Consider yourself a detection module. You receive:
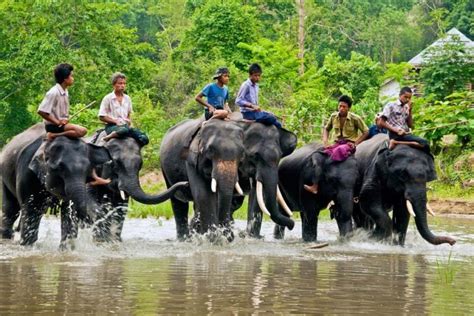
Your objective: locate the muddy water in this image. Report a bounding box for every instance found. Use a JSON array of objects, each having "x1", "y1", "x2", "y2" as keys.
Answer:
[{"x1": 0, "y1": 216, "x2": 473, "y2": 314}]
